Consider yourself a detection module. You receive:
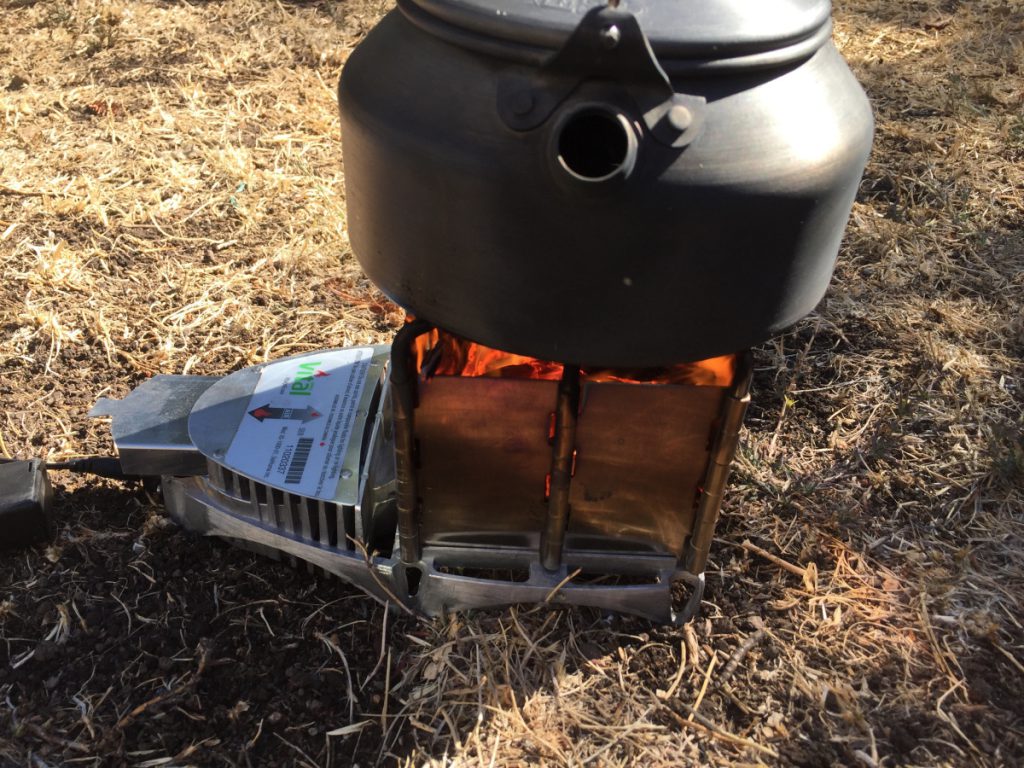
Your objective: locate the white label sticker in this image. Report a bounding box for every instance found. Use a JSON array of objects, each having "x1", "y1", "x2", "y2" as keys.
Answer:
[{"x1": 224, "y1": 348, "x2": 373, "y2": 501}]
